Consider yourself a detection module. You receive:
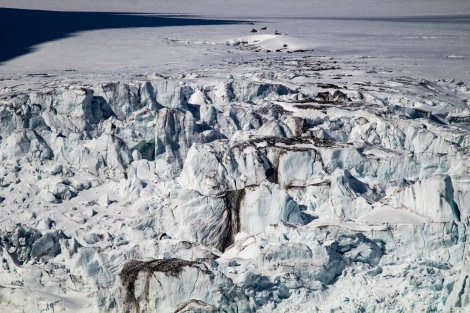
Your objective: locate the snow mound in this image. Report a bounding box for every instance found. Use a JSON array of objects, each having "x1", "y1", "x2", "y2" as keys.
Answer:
[{"x1": 225, "y1": 34, "x2": 314, "y2": 53}]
